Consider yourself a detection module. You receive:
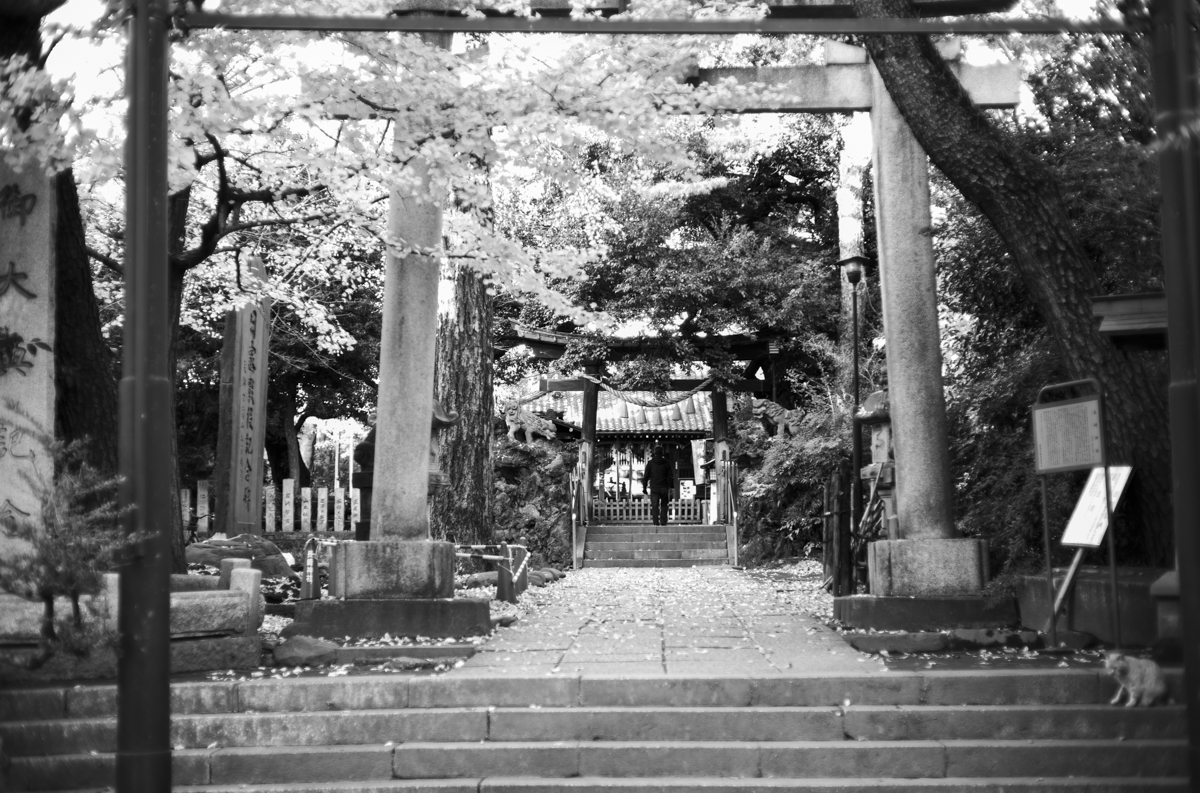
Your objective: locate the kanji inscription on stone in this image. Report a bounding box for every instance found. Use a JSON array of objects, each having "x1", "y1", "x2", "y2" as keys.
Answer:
[{"x1": 0, "y1": 161, "x2": 55, "y2": 535}]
